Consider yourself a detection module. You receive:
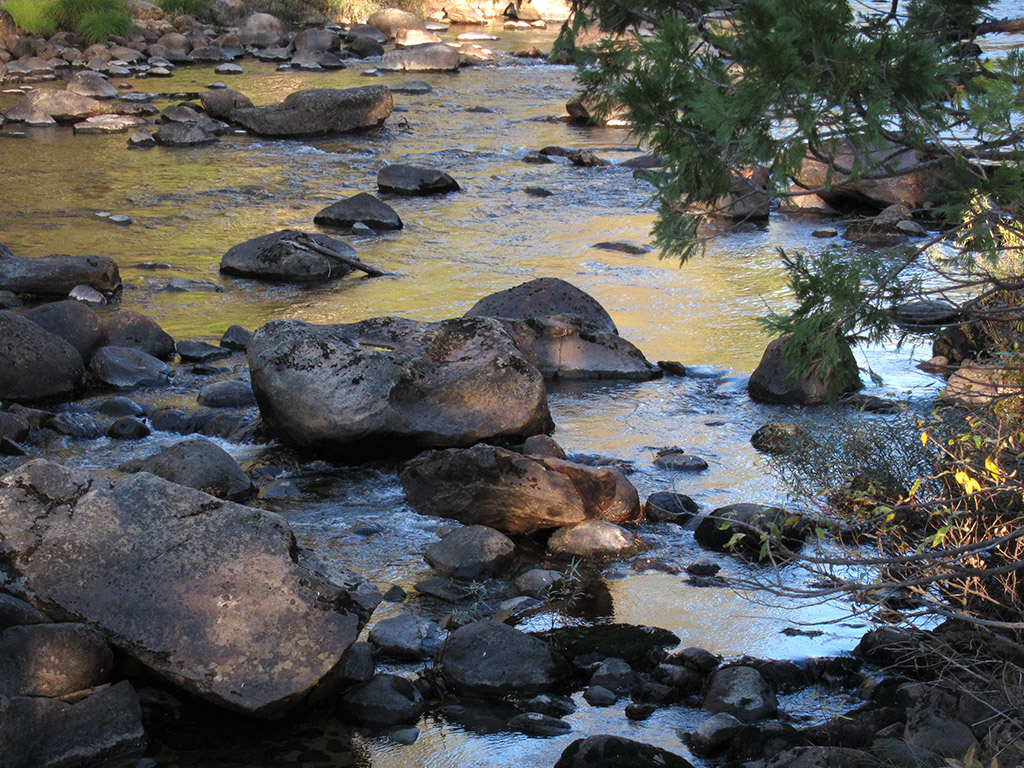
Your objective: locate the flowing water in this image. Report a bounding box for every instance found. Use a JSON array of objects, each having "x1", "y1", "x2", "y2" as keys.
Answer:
[{"x1": 0, "y1": 21, "x2": 954, "y2": 766}]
